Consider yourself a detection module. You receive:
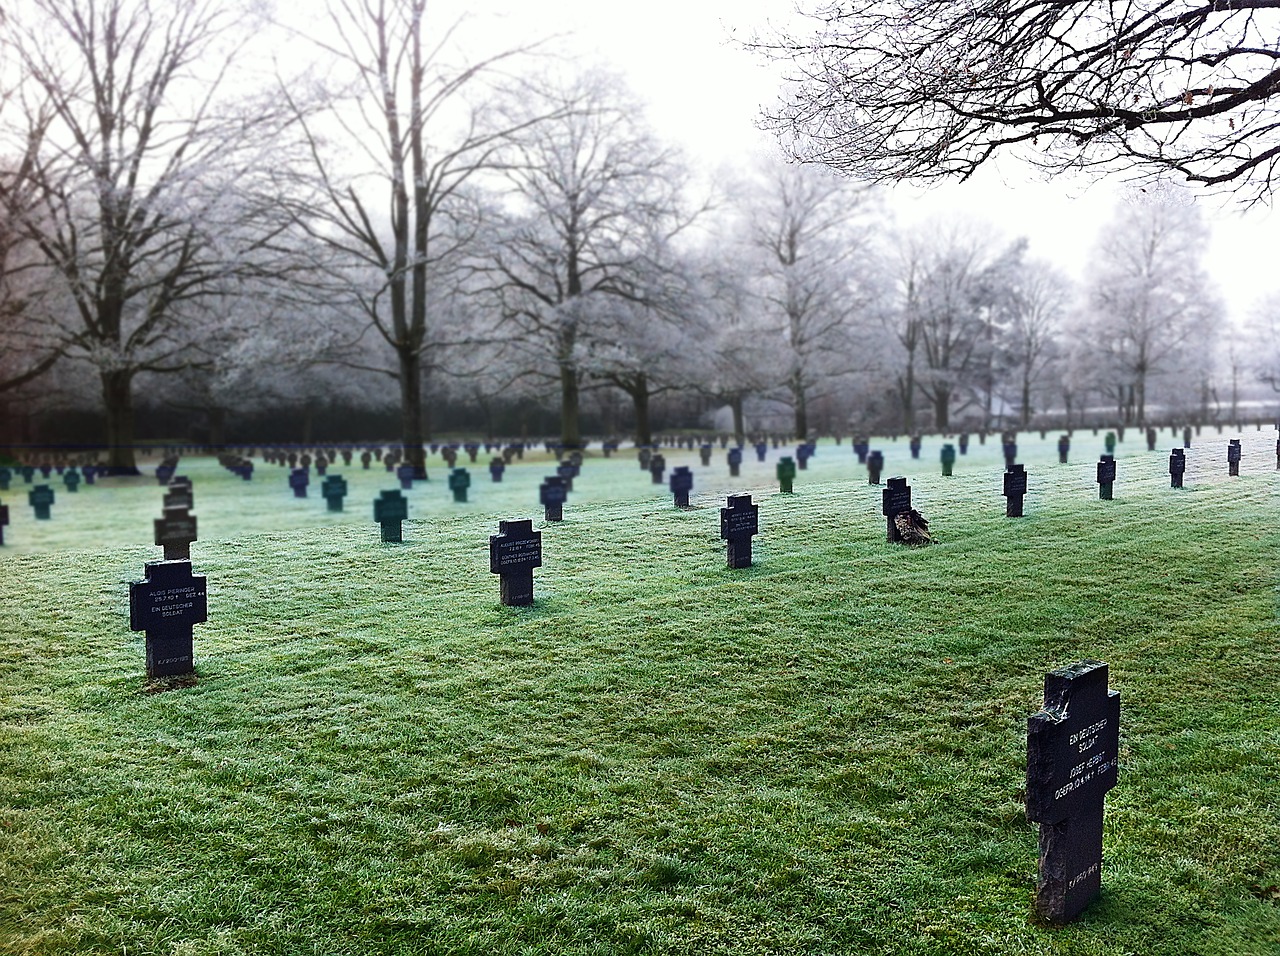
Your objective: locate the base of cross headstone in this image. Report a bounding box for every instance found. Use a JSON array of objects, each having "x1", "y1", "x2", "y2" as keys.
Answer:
[
  {"x1": 500, "y1": 570, "x2": 535, "y2": 607},
  {"x1": 1059, "y1": 454, "x2": 1068, "y2": 464},
  {"x1": 1036, "y1": 803, "x2": 1105, "y2": 924},
  {"x1": 942, "y1": 464, "x2": 953, "y2": 476},
  {"x1": 1098, "y1": 484, "x2": 1113, "y2": 500},
  {"x1": 1006, "y1": 497, "x2": 1024, "y2": 518},
  {"x1": 868, "y1": 472, "x2": 881, "y2": 485},
  {"x1": 380, "y1": 522, "x2": 402, "y2": 543},
  {"x1": 146, "y1": 637, "x2": 194, "y2": 679},
  {"x1": 779, "y1": 481, "x2": 793, "y2": 494},
  {"x1": 1228, "y1": 463, "x2": 1239, "y2": 477},
  {"x1": 162, "y1": 543, "x2": 191, "y2": 560},
  {"x1": 545, "y1": 504, "x2": 562, "y2": 522},
  {"x1": 729, "y1": 465, "x2": 740, "y2": 477},
  {"x1": 1171, "y1": 475, "x2": 1183, "y2": 488},
  {"x1": 327, "y1": 500, "x2": 343, "y2": 512},
  {"x1": 674, "y1": 492, "x2": 689, "y2": 508},
  {"x1": 726, "y1": 538, "x2": 752, "y2": 569},
  {"x1": 885, "y1": 517, "x2": 898, "y2": 543}
]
